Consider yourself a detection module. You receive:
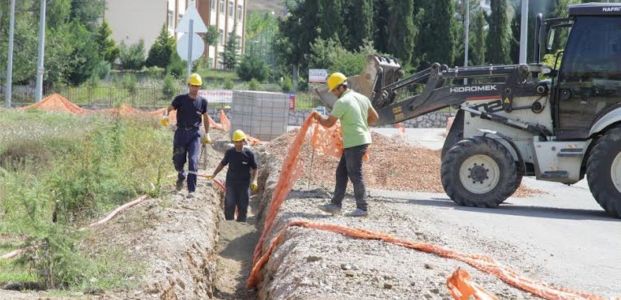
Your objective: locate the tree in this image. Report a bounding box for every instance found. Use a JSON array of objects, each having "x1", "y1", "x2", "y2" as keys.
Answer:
[
  {"x1": 373, "y1": 0, "x2": 390, "y2": 53},
  {"x1": 486, "y1": 0, "x2": 512, "y2": 64},
  {"x1": 416, "y1": 0, "x2": 457, "y2": 67},
  {"x1": 204, "y1": 25, "x2": 219, "y2": 47},
  {"x1": 343, "y1": 0, "x2": 373, "y2": 51},
  {"x1": 66, "y1": 22, "x2": 102, "y2": 86},
  {"x1": 146, "y1": 25, "x2": 175, "y2": 68},
  {"x1": 387, "y1": 0, "x2": 416, "y2": 66},
  {"x1": 94, "y1": 21, "x2": 119, "y2": 64},
  {"x1": 237, "y1": 52, "x2": 270, "y2": 82},
  {"x1": 70, "y1": 0, "x2": 104, "y2": 30},
  {"x1": 318, "y1": 0, "x2": 344, "y2": 41},
  {"x1": 470, "y1": 10, "x2": 487, "y2": 66},
  {"x1": 220, "y1": 24, "x2": 239, "y2": 70},
  {"x1": 119, "y1": 40, "x2": 146, "y2": 70},
  {"x1": 273, "y1": 0, "x2": 320, "y2": 69}
]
